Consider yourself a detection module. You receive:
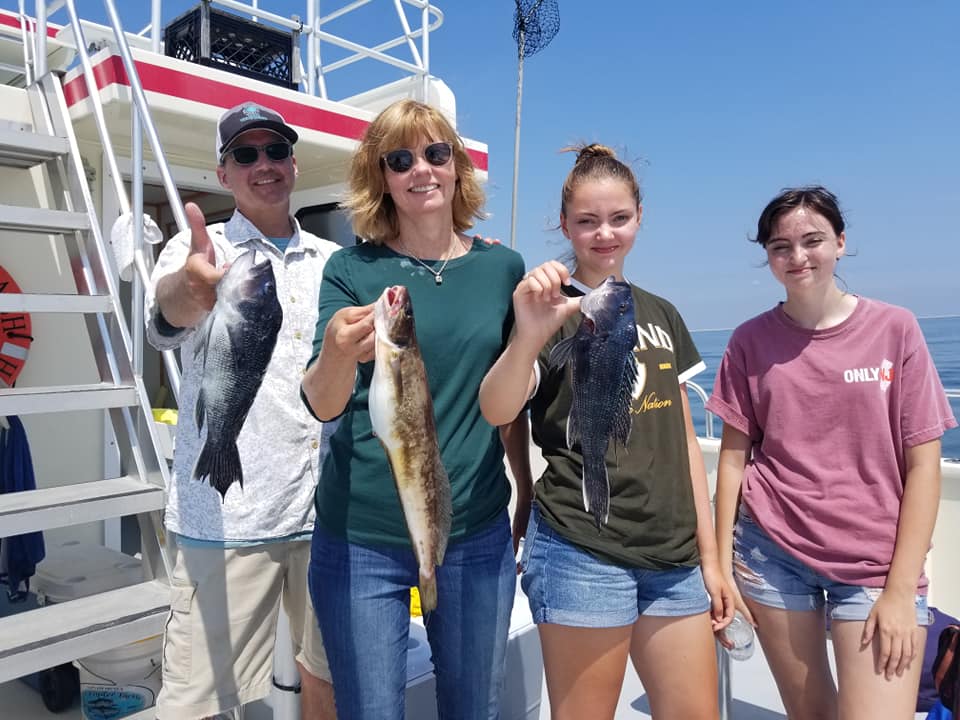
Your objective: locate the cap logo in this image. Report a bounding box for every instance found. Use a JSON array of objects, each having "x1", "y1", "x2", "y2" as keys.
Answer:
[{"x1": 241, "y1": 104, "x2": 268, "y2": 124}]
